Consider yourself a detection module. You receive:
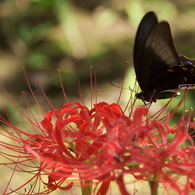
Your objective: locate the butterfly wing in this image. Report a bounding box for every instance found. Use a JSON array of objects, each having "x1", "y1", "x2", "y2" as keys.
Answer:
[
  {"x1": 143, "y1": 21, "x2": 182, "y2": 93},
  {"x1": 133, "y1": 12, "x2": 182, "y2": 96},
  {"x1": 143, "y1": 21, "x2": 195, "y2": 93},
  {"x1": 133, "y1": 12, "x2": 158, "y2": 92}
]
